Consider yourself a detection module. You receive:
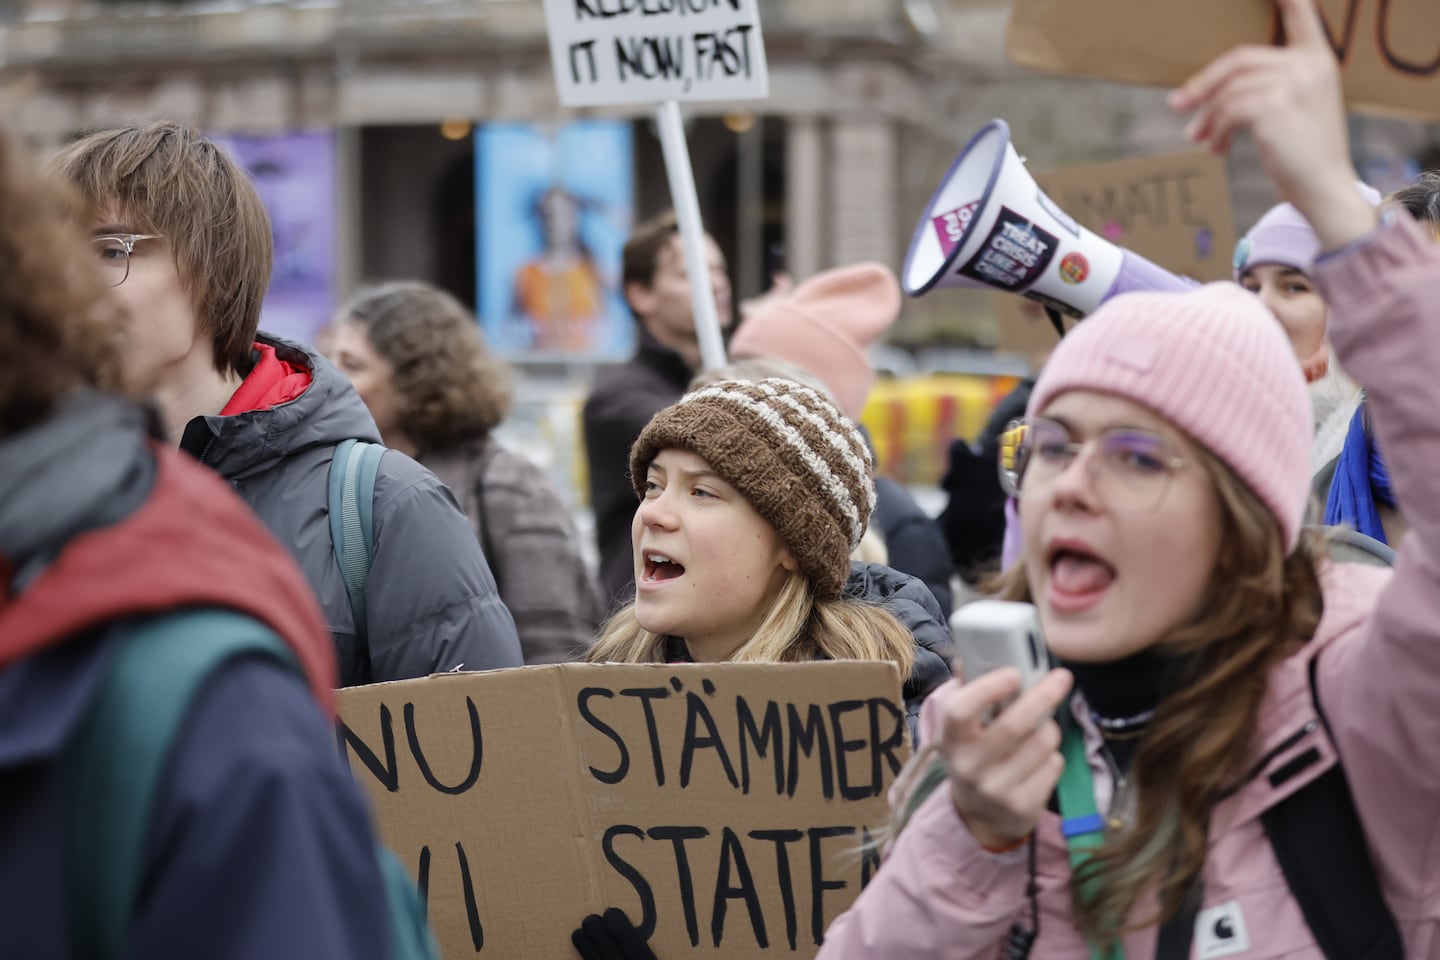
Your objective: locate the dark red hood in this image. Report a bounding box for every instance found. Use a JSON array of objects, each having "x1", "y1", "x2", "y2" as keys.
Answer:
[{"x1": 0, "y1": 443, "x2": 338, "y2": 714}]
